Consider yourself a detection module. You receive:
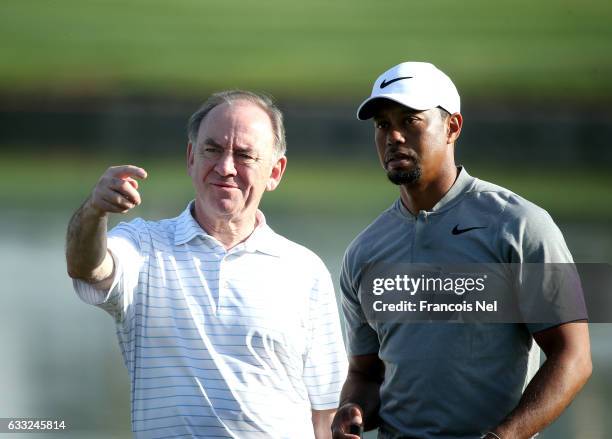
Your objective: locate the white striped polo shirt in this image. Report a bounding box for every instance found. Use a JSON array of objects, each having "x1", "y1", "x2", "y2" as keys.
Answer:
[{"x1": 73, "y1": 202, "x2": 348, "y2": 439}]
